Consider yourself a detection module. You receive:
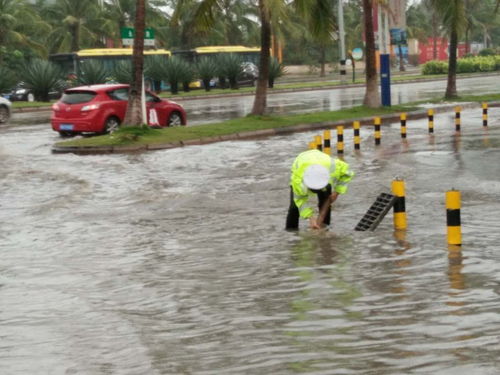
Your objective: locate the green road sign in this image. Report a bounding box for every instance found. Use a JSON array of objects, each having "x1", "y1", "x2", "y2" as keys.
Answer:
[{"x1": 121, "y1": 27, "x2": 155, "y2": 47}]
